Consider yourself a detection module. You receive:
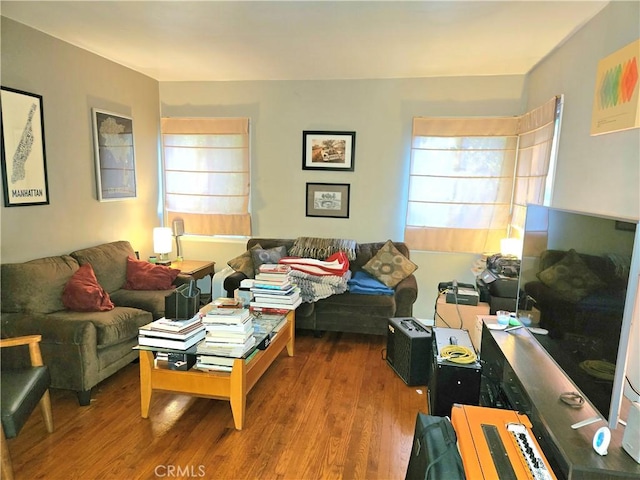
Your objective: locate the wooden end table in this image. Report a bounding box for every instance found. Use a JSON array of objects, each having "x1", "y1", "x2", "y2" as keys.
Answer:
[
  {"x1": 138, "y1": 310, "x2": 295, "y2": 430},
  {"x1": 171, "y1": 260, "x2": 215, "y2": 302}
]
